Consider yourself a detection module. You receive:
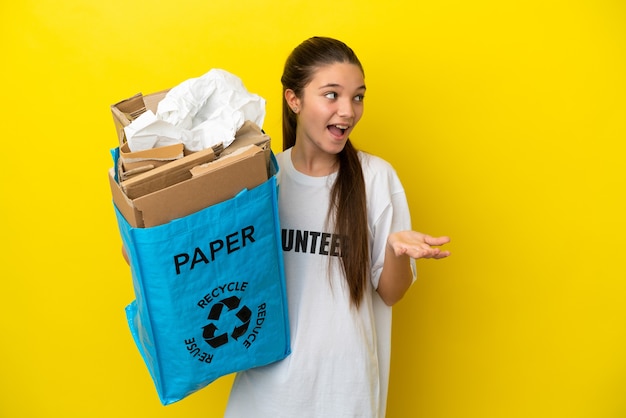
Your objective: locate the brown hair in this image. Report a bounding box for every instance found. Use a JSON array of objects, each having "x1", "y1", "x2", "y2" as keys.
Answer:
[{"x1": 281, "y1": 37, "x2": 369, "y2": 308}]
